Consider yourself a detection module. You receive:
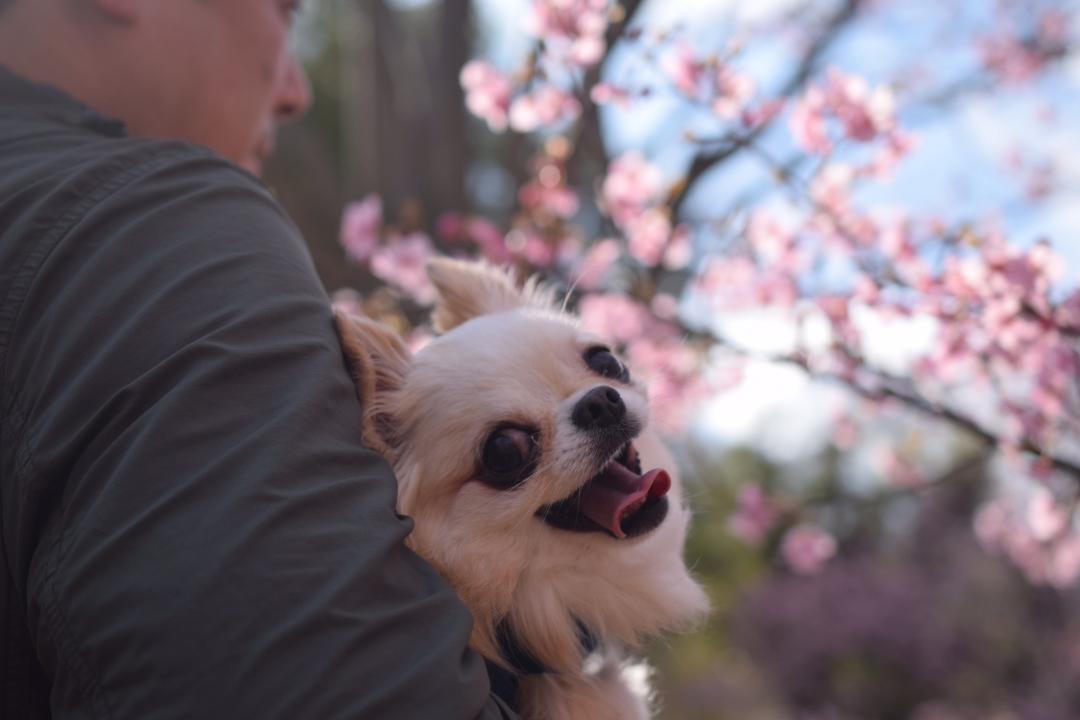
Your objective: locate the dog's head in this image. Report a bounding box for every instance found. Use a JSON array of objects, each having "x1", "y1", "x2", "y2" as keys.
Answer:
[{"x1": 336, "y1": 259, "x2": 708, "y2": 670}]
